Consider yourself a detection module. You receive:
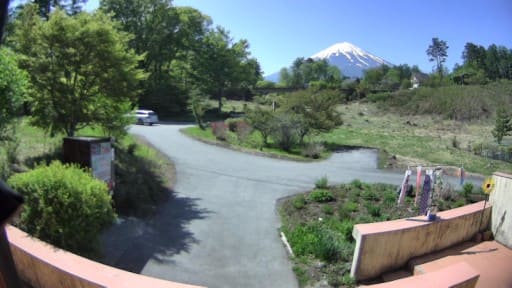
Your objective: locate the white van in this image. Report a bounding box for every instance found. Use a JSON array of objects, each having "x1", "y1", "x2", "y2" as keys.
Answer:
[{"x1": 135, "y1": 109, "x2": 159, "y2": 125}]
